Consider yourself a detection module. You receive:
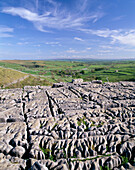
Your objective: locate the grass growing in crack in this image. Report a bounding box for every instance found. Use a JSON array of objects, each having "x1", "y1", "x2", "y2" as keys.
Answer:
[
  {"x1": 97, "y1": 124, "x2": 102, "y2": 128},
  {"x1": 106, "y1": 145, "x2": 109, "y2": 152},
  {"x1": 90, "y1": 121, "x2": 95, "y2": 127},
  {"x1": 121, "y1": 156, "x2": 129, "y2": 165},
  {"x1": 51, "y1": 123, "x2": 58, "y2": 131},
  {"x1": 92, "y1": 144, "x2": 95, "y2": 150},
  {"x1": 104, "y1": 166, "x2": 110, "y2": 170},
  {"x1": 70, "y1": 152, "x2": 78, "y2": 159},
  {"x1": 77, "y1": 116, "x2": 87, "y2": 127},
  {"x1": 71, "y1": 153, "x2": 112, "y2": 162},
  {"x1": 119, "y1": 141, "x2": 122, "y2": 145},
  {"x1": 100, "y1": 166, "x2": 103, "y2": 170},
  {"x1": 39, "y1": 145, "x2": 51, "y2": 156},
  {"x1": 40, "y1": 124, "x2": 43, "y2": 128},
  {"x1": 100, "y1": 166, "x2": 110, "y2": 170},
  {"x1": 97, "y1": 122, "x2": 104, "y2": 128},
  {"x1": 79, "y1": 97, "x2": 83, "y2": 100},
  {"x1": 49, "y1": 155, "x2": 56, "y2": 161},
  {"x1": 40, "y1": 122, "x2": 46, "y2": 128},
  {"x1": 84, "y1": 126, "x2": 89, "y2": 132},
  {"x1": 39, "y1": 145, "x2": 56, "y2": 162},
  {"x1": 77, "y1": 121, "x2": 81, "y2": 126}
]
